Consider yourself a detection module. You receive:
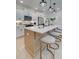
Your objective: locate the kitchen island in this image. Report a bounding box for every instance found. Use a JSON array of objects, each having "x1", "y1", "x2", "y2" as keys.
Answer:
[{"x1": 24, "y1": 25, "x2": 57, "y2": 58}]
